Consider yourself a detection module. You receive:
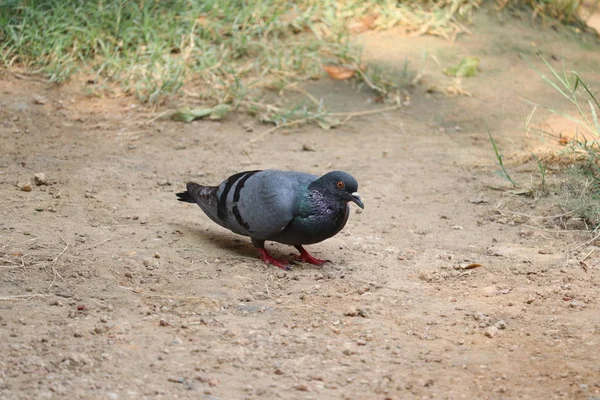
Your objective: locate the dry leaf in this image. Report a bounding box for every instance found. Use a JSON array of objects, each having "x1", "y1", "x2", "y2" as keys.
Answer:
[
  {"x1": 348, "y1": 14, "x2": 378, "y2": 33},
  {"x1": 323, "y1": 65, "x2": 356, "y2": 80},
  {"x1": 462, "y1": 263, "x2": 483, "y2": 270}
]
